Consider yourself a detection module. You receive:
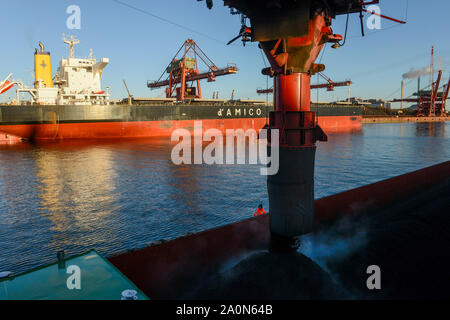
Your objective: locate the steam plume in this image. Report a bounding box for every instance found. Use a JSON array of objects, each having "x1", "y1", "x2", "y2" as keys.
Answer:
[{"x1": 402, "y1": 56, "x2": 446, "y2": 79}]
